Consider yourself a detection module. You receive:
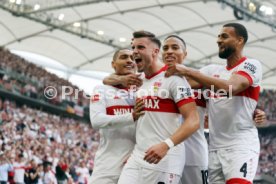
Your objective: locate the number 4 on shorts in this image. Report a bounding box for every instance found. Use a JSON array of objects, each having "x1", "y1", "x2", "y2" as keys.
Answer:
[{"x1": 240, "y1": 162, "x2": 247, "y2": 177}]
